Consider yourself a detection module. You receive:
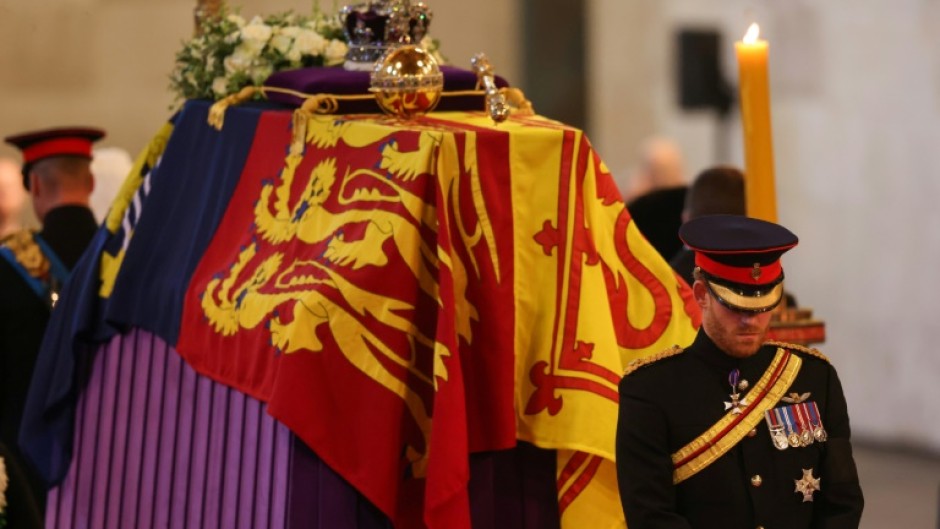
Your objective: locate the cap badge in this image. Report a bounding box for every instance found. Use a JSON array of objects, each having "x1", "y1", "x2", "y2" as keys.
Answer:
[{"x1": 751, "y1": 263, "x2": 762, "y2": 280}]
